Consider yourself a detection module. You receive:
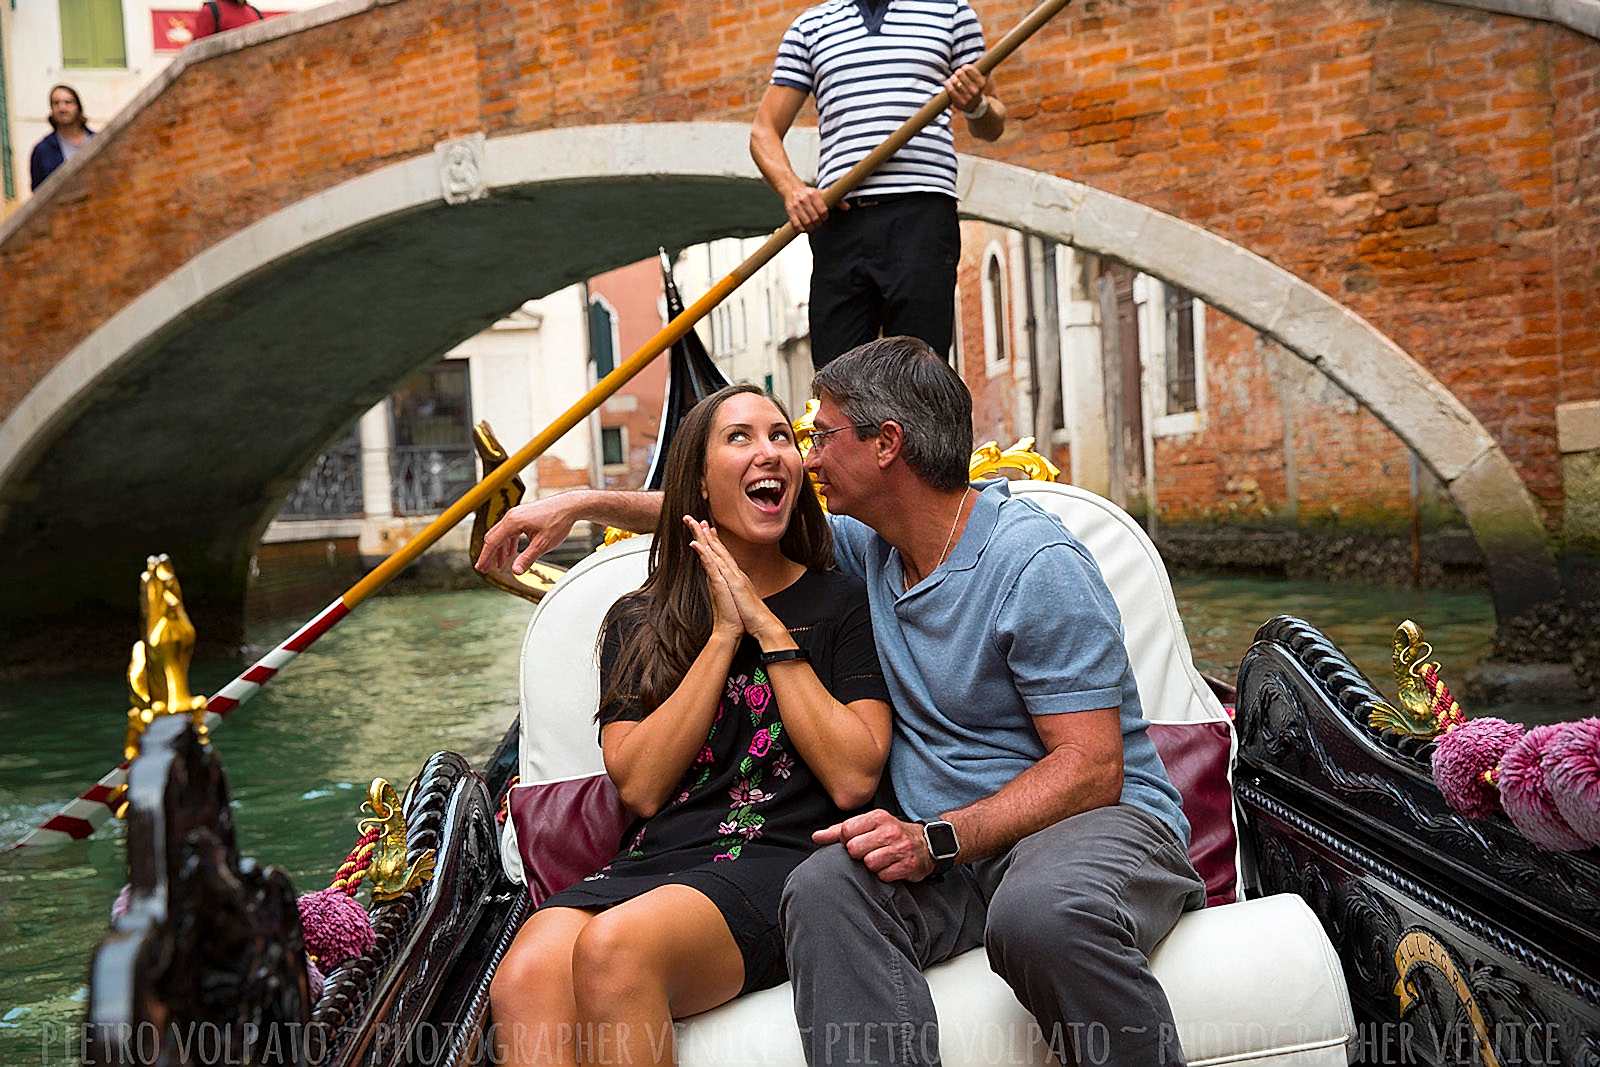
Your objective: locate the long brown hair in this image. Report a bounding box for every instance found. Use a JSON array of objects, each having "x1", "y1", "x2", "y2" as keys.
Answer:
[{"x1": 598, "y1": 385, "x2": 832, "y2": 722}]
